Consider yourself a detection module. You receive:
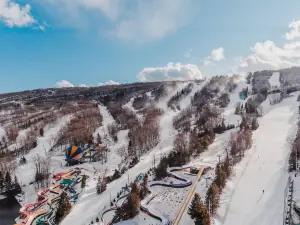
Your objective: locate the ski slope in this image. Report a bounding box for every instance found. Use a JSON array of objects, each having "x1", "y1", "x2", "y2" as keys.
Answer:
[
  {"x1": 216, "y1": 93, "x2": 299, "y2": 225},
  {"x1": 269, "y1": 72, "x2": 281, "y2": 89}
]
